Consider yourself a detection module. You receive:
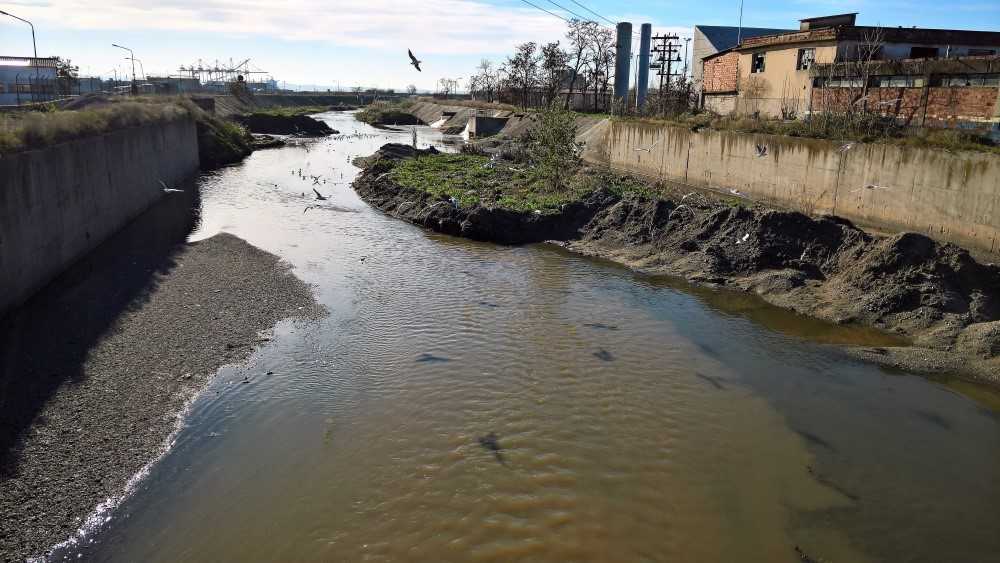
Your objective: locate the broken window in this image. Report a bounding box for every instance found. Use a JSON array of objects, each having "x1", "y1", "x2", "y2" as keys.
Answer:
[
  {"x1": 872, "y1": 75, "x2": 925, "y2": 88},
  {"x1": 937, "y1": 74, "x2": 1000, "y2": 87},
  {"x1": 796, "y1": 48, "x2": 815, "y2": 70},
  {"x1": 909, "y1": 46, "x2": 939, "y2": 59},
  {"x1": 751, "y1": 52, "x2": 766, "y2": 73}
]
